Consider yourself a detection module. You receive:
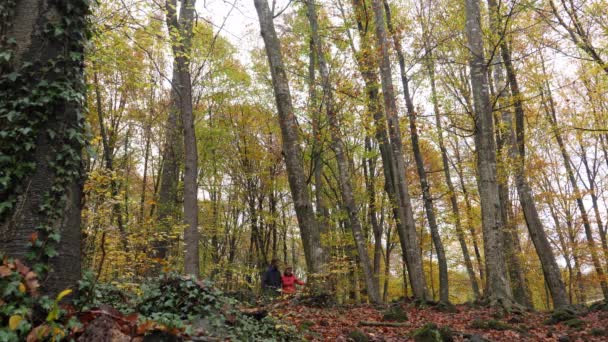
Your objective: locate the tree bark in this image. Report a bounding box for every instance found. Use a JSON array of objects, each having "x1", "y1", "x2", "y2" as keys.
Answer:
[
  {"x1": 166, "y1": 0, "x2": 200, "y2": 276},
  {"x1": 0, "y1": 0, "x2": 88, "y2": 296}
]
